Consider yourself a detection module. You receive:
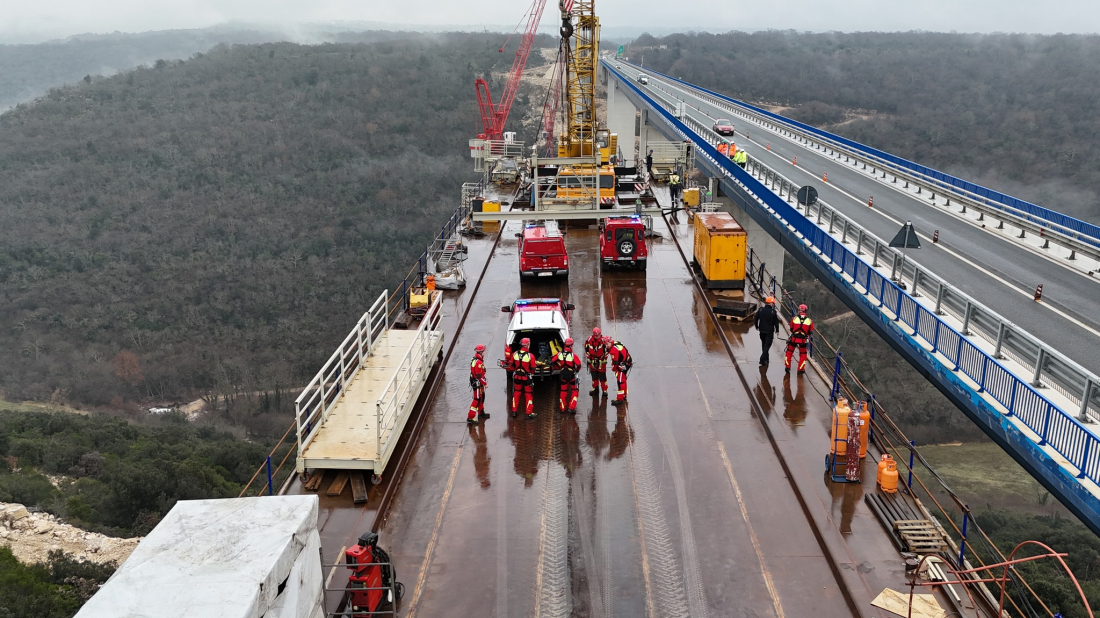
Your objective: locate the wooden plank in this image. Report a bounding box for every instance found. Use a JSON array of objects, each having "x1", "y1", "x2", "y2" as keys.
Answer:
[
  {"x1": 350, "y1": 472, "x2": 369, "y2": 504},
  {"x1": 304, "y1": 471, "x2": 325, "y2": 492},
  {"x1": 326, "y1": 471, "x2": 350, "y2": 497}
]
